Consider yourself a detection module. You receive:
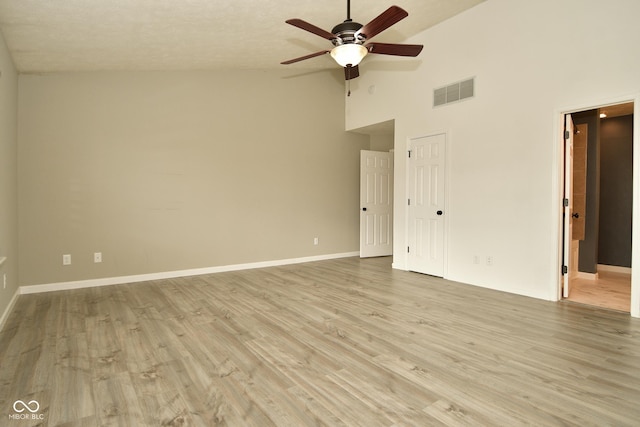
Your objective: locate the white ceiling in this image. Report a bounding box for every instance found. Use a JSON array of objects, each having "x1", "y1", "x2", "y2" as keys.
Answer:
[
  {"x1": 600, "y1": 102, "x2": 634, "y2": 118},
  {"x1": 0, "y1": 0, "x2": 485, "y2": 73}
]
